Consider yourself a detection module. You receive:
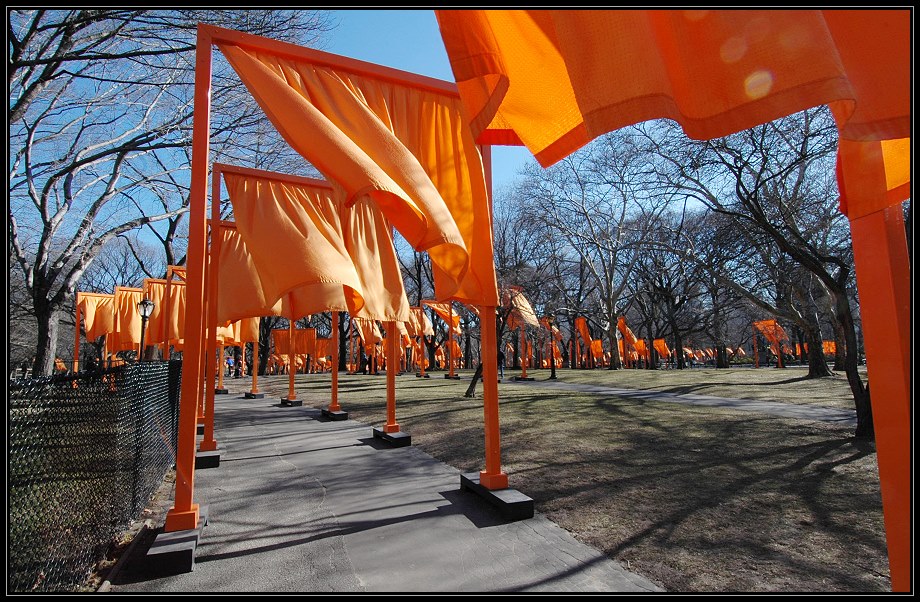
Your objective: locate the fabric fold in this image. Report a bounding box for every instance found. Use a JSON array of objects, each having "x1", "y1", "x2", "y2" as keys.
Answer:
[{"x1": 218, "y1": 41, "x2": 497, "y2": 304}]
